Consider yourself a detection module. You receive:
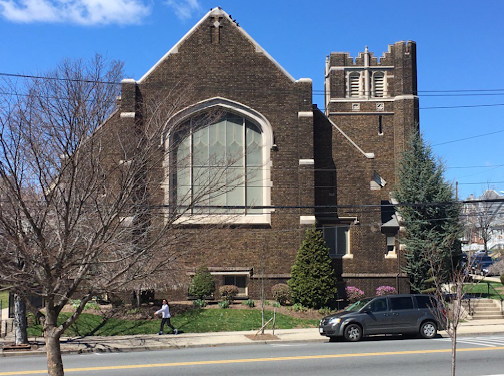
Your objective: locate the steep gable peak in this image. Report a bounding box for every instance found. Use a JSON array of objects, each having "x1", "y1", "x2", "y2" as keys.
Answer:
[{"x1": 138, "y1": 7, "x2": 296, "y2": 83}]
